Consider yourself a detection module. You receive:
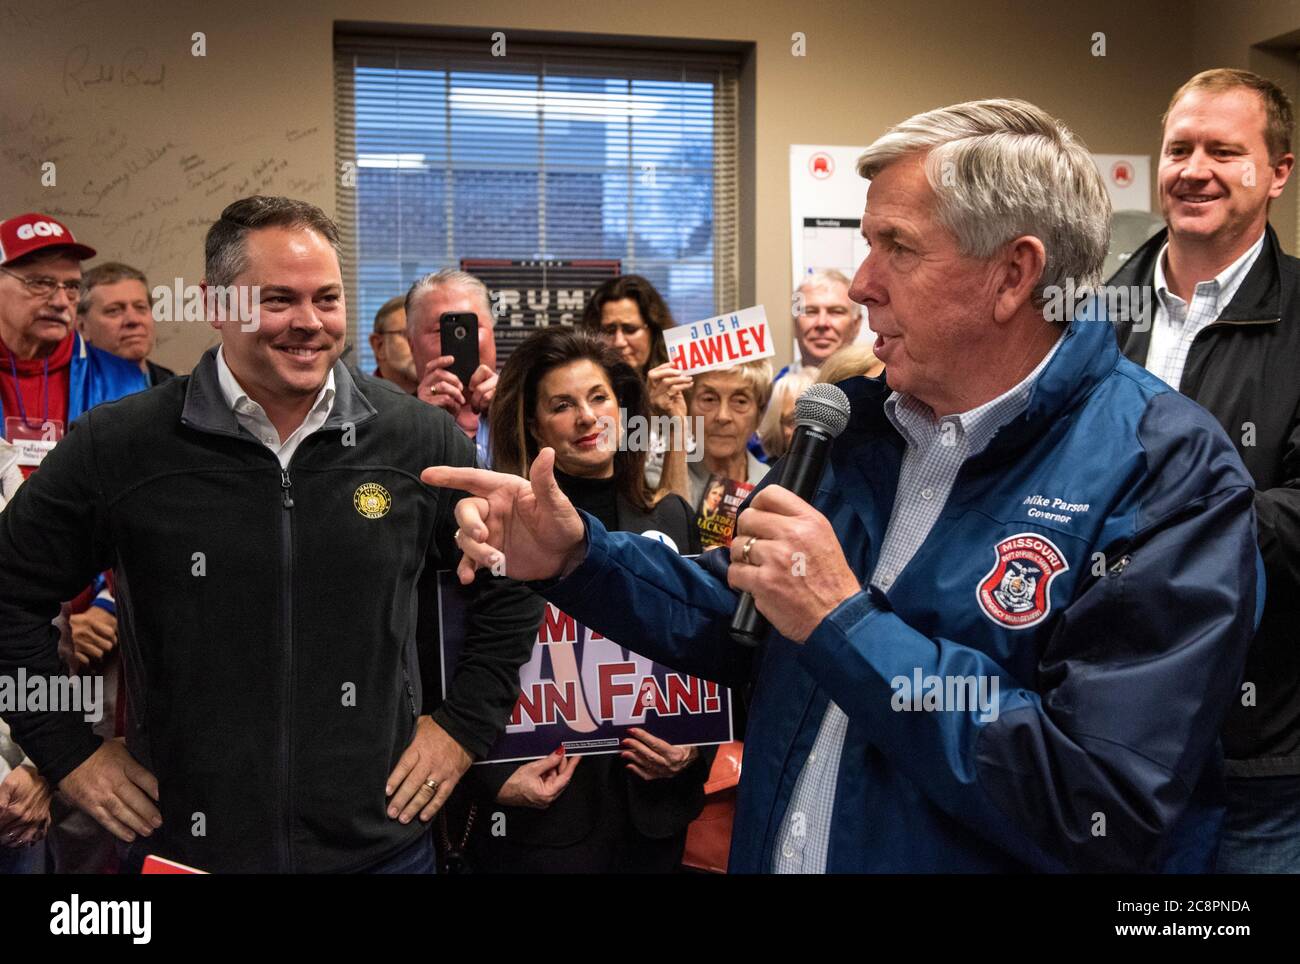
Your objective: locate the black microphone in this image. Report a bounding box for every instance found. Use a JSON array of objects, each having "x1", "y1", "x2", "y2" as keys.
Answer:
[{"x1": 730, "y1": 382, "x2": 851, "y2": 646}]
